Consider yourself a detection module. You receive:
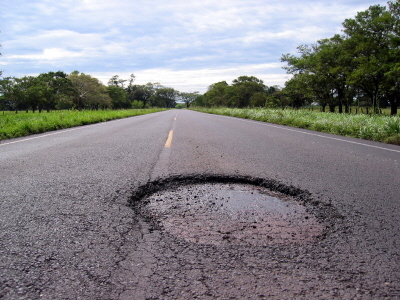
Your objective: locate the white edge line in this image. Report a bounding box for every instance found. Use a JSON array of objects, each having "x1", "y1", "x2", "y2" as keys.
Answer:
[
  {"x1": 0, "y1": 127, "x2": 87, "y2": 147},
  {"x1": 215, "y1": 113, "x2": 400, "y2": 154},
  {"x1": 0, "y1": 111, "x2": 167, "y2": 147}
]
